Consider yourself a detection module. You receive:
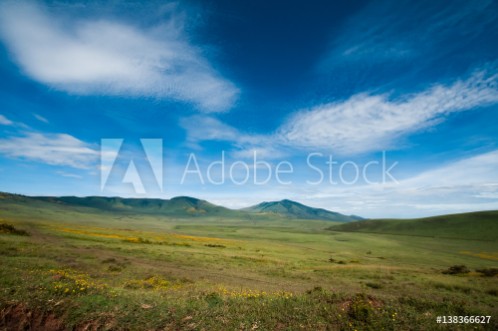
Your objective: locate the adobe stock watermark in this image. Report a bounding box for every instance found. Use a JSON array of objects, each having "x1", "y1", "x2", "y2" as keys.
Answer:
[
  {"x1": 181, "y1": 151, "x2": 398, "y2": 186},
  {"x1": 100, "y1": 139, "x2": 399, "y2": 193}
]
